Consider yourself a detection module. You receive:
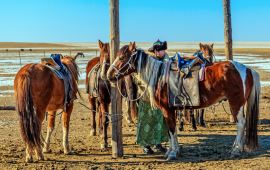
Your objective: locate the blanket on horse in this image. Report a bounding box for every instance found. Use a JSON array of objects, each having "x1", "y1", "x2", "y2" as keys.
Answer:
[
  {"x1": 86, "y1": 64, "x2": 100, "y2": 97},
  {"x1": 162, "y1": 59, "x2": 201, "y2": 108}
]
